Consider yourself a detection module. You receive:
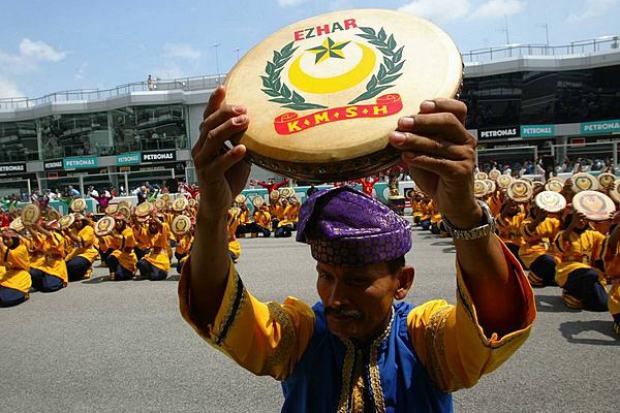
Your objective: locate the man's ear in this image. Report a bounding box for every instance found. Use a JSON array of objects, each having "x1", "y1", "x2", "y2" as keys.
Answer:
[{"x1": 394, "y1": 266, "x2": 414, "y2": 300}]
